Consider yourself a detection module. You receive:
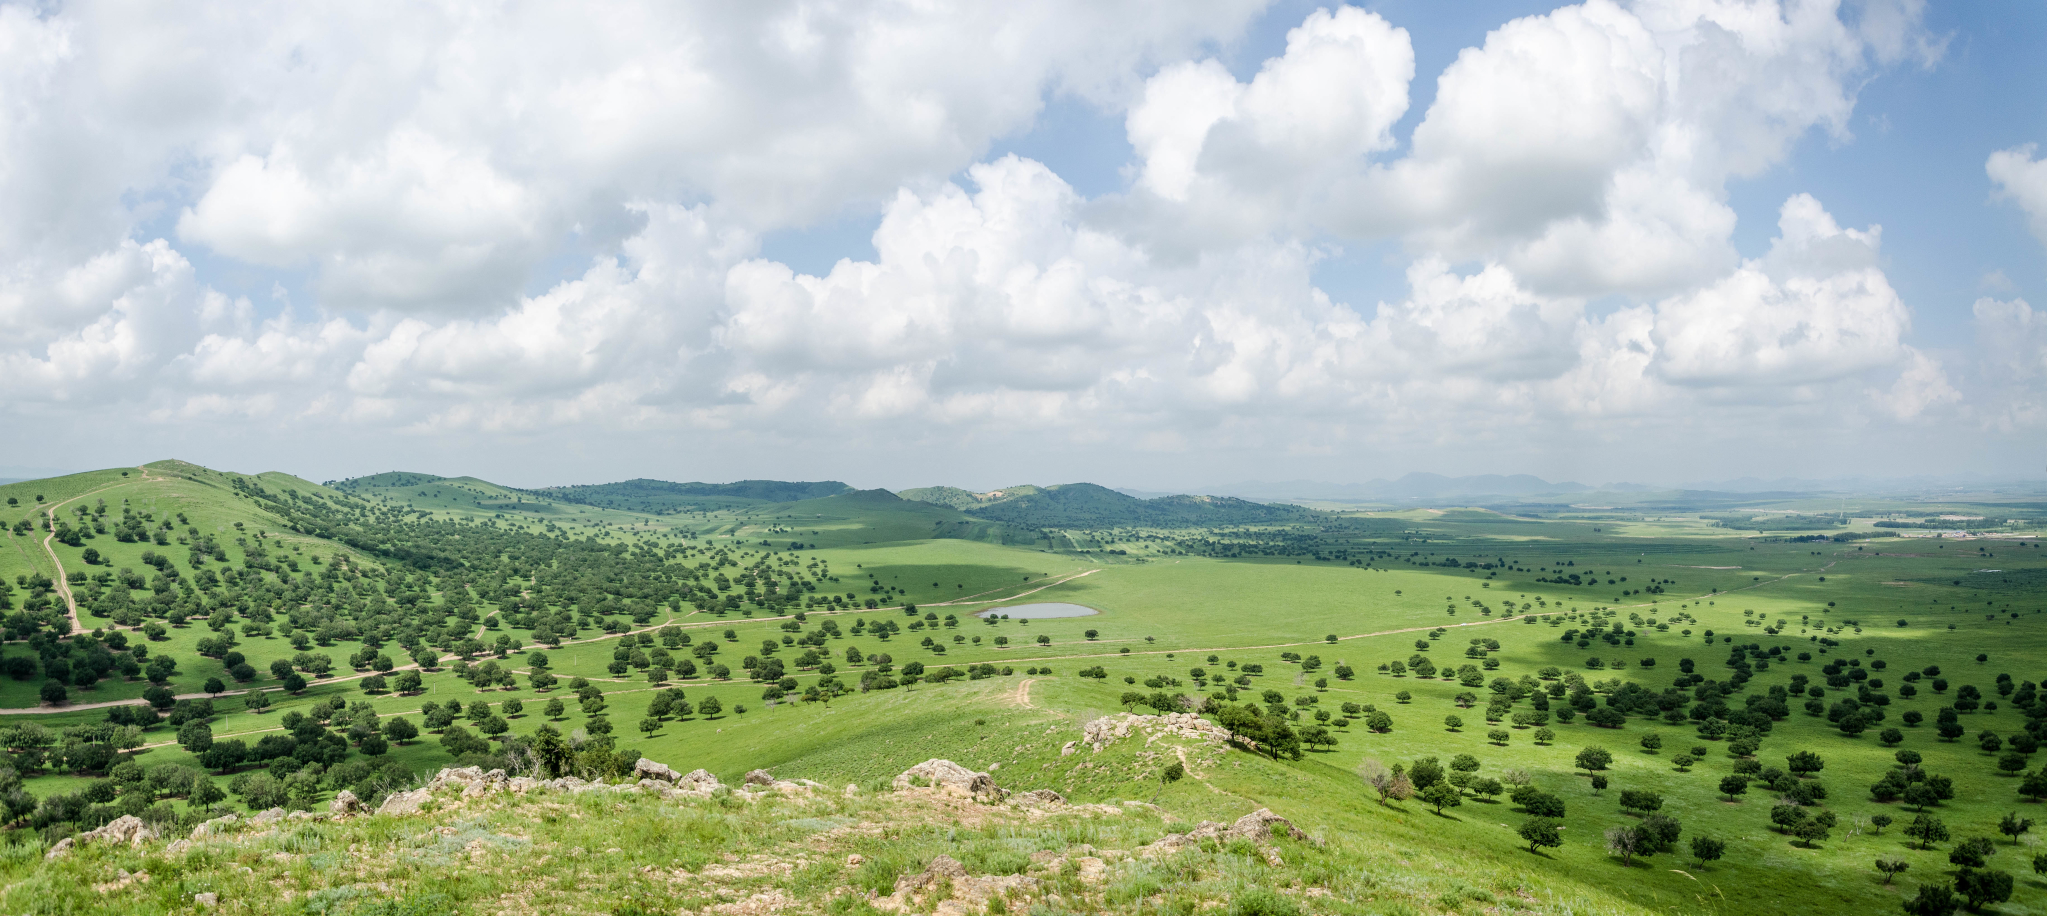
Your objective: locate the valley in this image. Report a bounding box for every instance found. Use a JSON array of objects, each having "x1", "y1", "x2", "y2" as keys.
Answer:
[{"x1": 2, "y1": 463, "x2": 2044, "y2": 915}]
